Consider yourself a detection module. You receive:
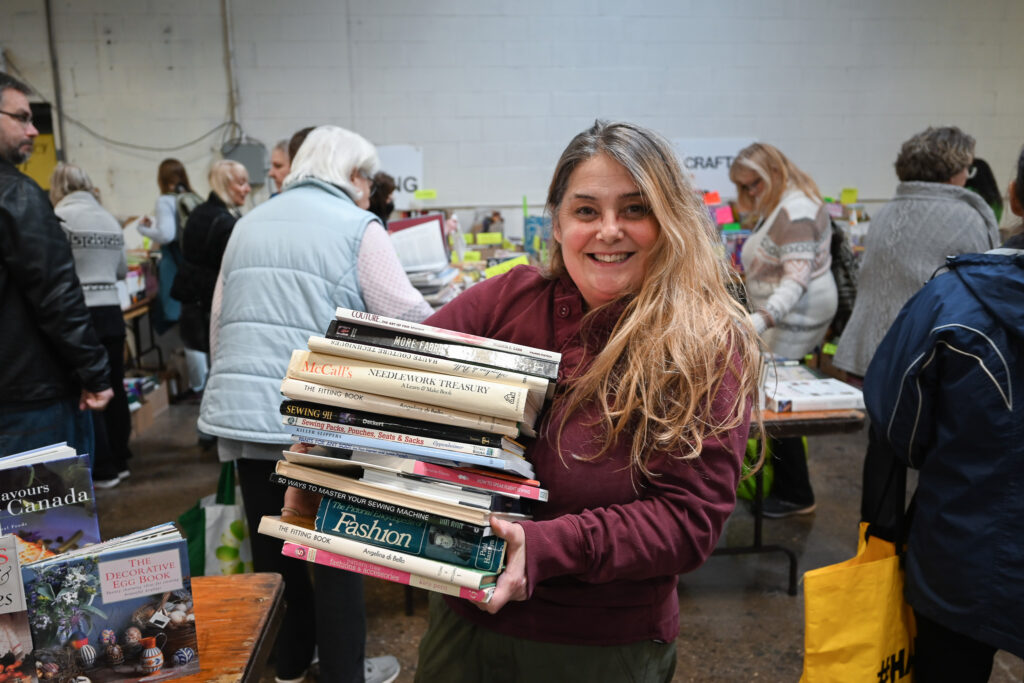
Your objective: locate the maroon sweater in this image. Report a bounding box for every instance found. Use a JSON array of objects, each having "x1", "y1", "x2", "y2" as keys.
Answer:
[{"x1": 426, "y1": 266, "x2": 749, "y2": 645}]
